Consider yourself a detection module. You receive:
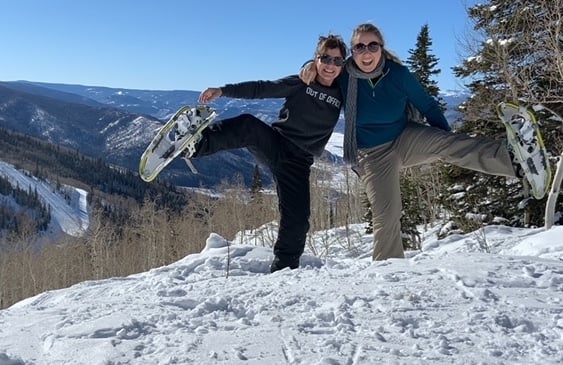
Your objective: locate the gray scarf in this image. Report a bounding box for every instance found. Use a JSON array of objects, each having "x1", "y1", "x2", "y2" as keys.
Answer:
[{"x1": 343, "y1": 56, "x2": 386, "y2": 166}]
